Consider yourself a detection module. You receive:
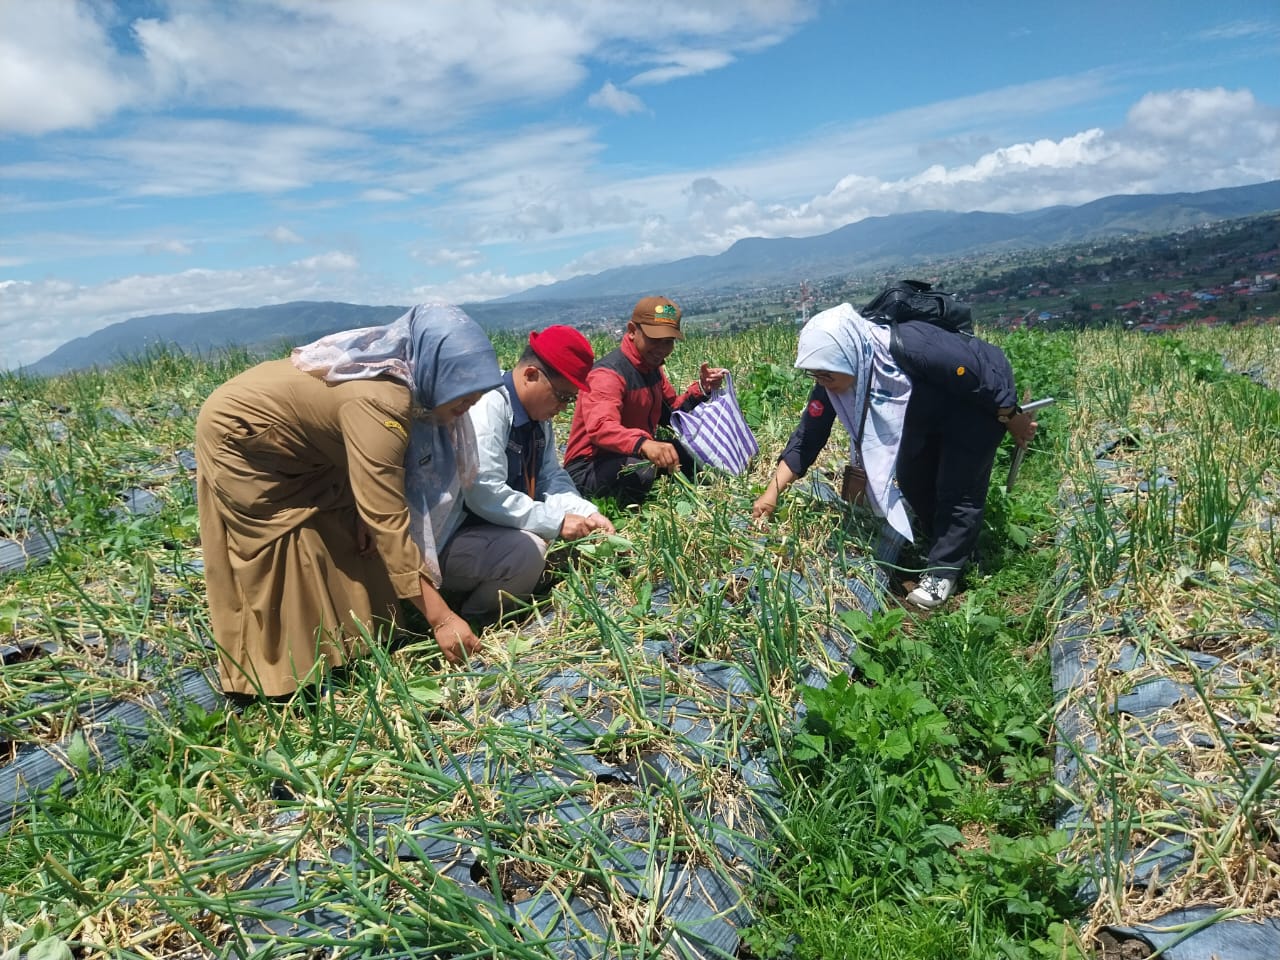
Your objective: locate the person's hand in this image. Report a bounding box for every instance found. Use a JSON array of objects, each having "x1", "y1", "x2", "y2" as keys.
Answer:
[
  {"x1": 699, "y1": 363, "x2": 729, "y2": 394},
  {"x1": 639, "y1": 438, "x2": 680, "y2": 471},
  {"x1": 1007, "y1": 410, "x2": 1038, "y2": 448},
  {"x1": 587, "y1": 512, "x2": 616, "y2": 535},
  {"x1": 559, "y1": 513, "x2": 596, "y2": 541},
  {"x1": 430, "y1": 612, "x2": 480, "y2": 664},
  {"x1": 751, "y1": 492, "x2": 777, "y2": 526},
  {"x1": 354, "y1": 515, "x2": 376, "y2": 556}
]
